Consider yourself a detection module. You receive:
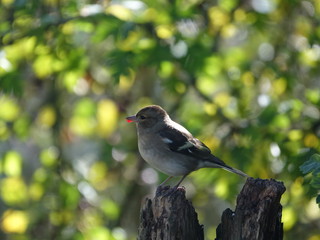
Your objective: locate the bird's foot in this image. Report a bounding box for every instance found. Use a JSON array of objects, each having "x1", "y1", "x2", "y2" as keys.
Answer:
[
  {"x1": 156, "y1": 185, "x2": 185, "y2": 197},
  {"x1": 156, "y1": 185, "x2": 171, "y2": 196}
]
